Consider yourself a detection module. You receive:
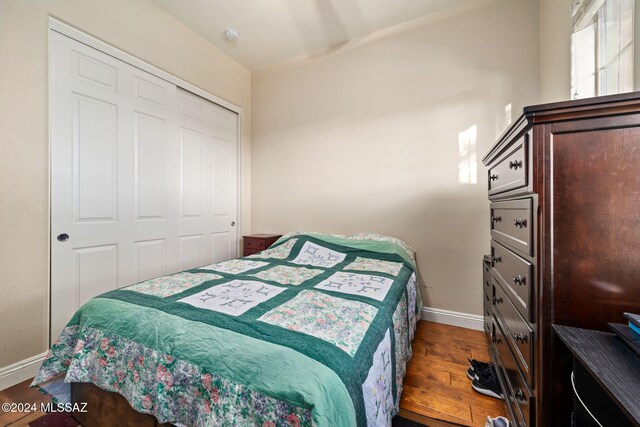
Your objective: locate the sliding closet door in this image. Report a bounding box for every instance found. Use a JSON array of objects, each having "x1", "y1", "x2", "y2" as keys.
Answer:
[
  {"x1": 176, "y1": 88, "x2": 238, "y2": 271},
  {"x1": 50, "y1": 32, "x2": 238, "y2": 341}
]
